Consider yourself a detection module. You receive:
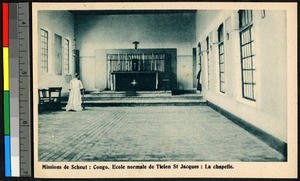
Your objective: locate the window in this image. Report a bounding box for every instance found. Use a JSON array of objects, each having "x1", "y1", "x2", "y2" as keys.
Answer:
[
  {"x1": 206, "y1": 36, "x2": 210, "y2": 90},
  {"x1": 239, "y1": 10, "x2": 255, "y2": 101},
  {"x1": 218, "y1": 24, "x2": 225, "y2": 93},
  {"x1": 40, "y1": 29, "x2": 48, "y2": 73},
  {"x1": 54, "y1": 34, "x2": 62, "y2": 75},
  {"x1": 64, "y1": 38, "x2": 70, "y2": 74}
]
